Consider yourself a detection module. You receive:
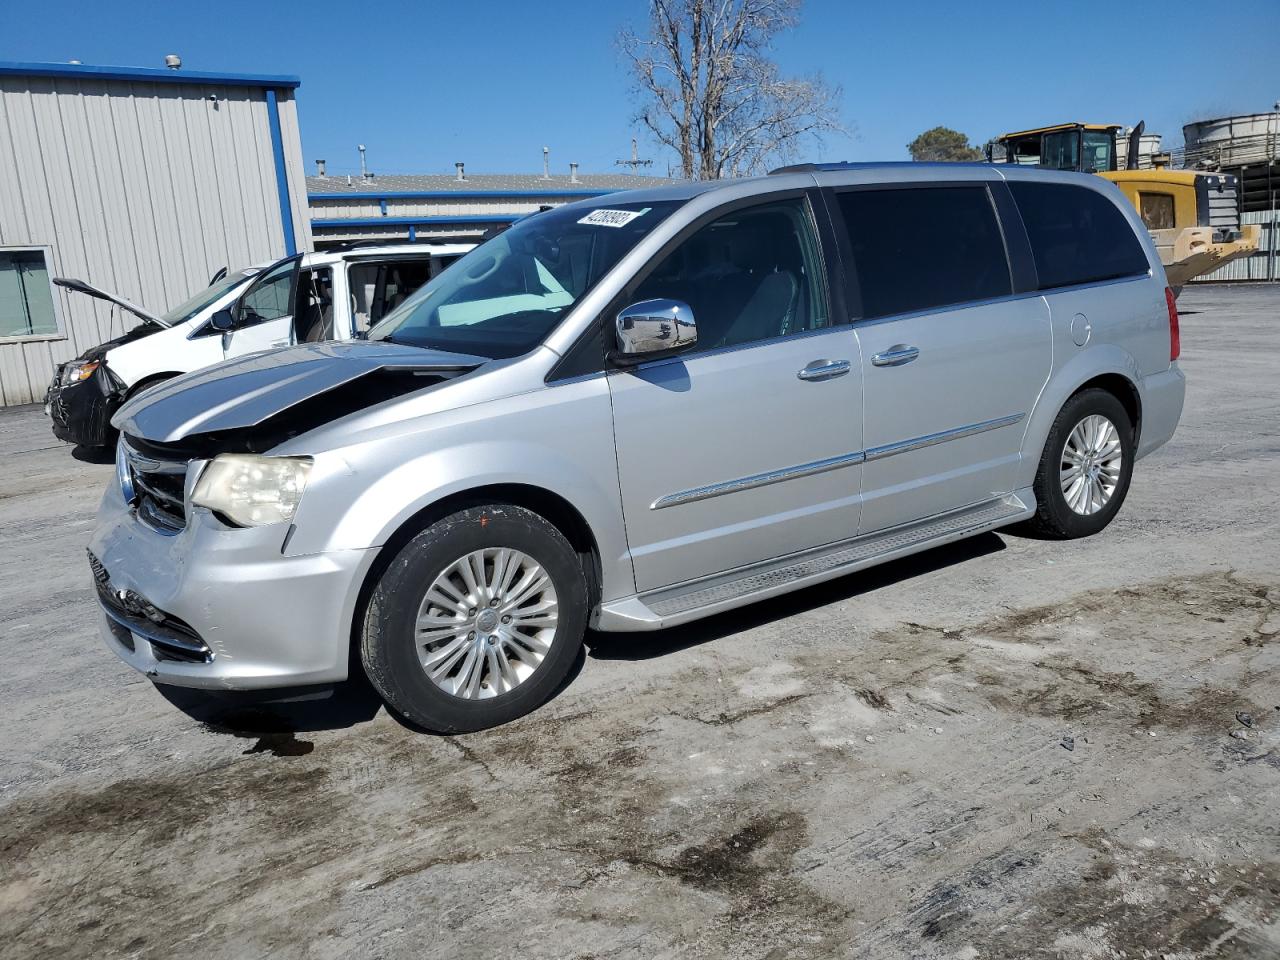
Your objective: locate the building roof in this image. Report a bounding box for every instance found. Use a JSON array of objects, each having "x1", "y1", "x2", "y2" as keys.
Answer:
[
  {"x1": 0, "y1": 60, "x2": 300, "y2": 89},
  {"x1": 307, "y1": 172, "x2": 677, "y2": 199}
]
